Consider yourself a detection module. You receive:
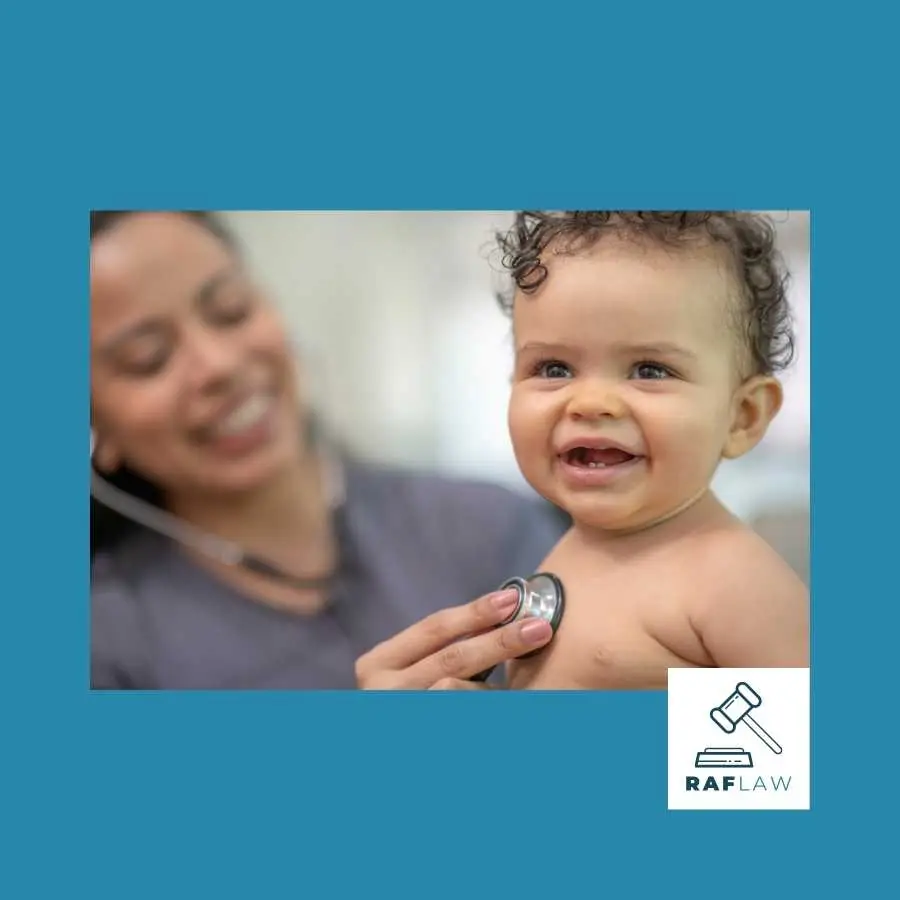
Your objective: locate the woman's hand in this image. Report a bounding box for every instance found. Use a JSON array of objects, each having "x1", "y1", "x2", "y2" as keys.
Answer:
[{"x1": 355, "y1": 588, "x2": 553, "y2": 690}]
